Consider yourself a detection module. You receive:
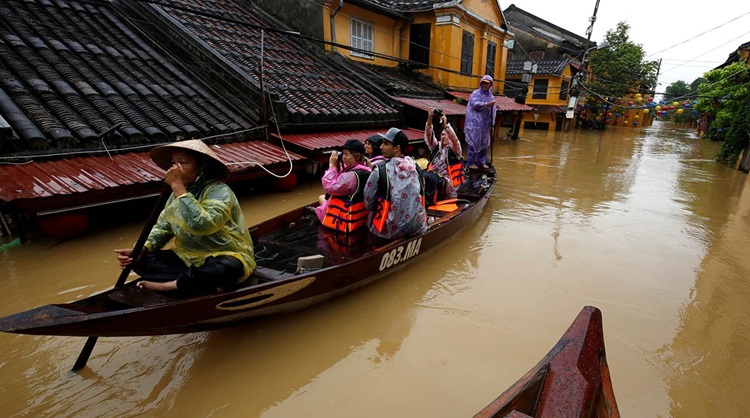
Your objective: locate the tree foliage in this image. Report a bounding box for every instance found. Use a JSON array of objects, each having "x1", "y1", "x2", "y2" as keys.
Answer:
[
  {"x1": 694, "y1": 62, "x2": 750, "y2": 165},
  {"x1": 586, "y1": 22, "x2": 660, "y2": 101},
  {"x1": 663, "y1": 80, "x2": 692, "y2": 103}
]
